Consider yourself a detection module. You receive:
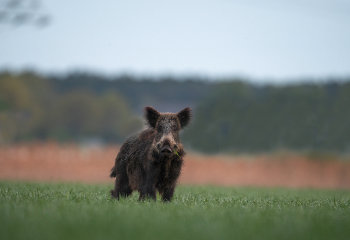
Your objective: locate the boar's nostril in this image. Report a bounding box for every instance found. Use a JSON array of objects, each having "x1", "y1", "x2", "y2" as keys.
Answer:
[{"x1": 163, "y1": 139, "x2": 171, "y2": 146}]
